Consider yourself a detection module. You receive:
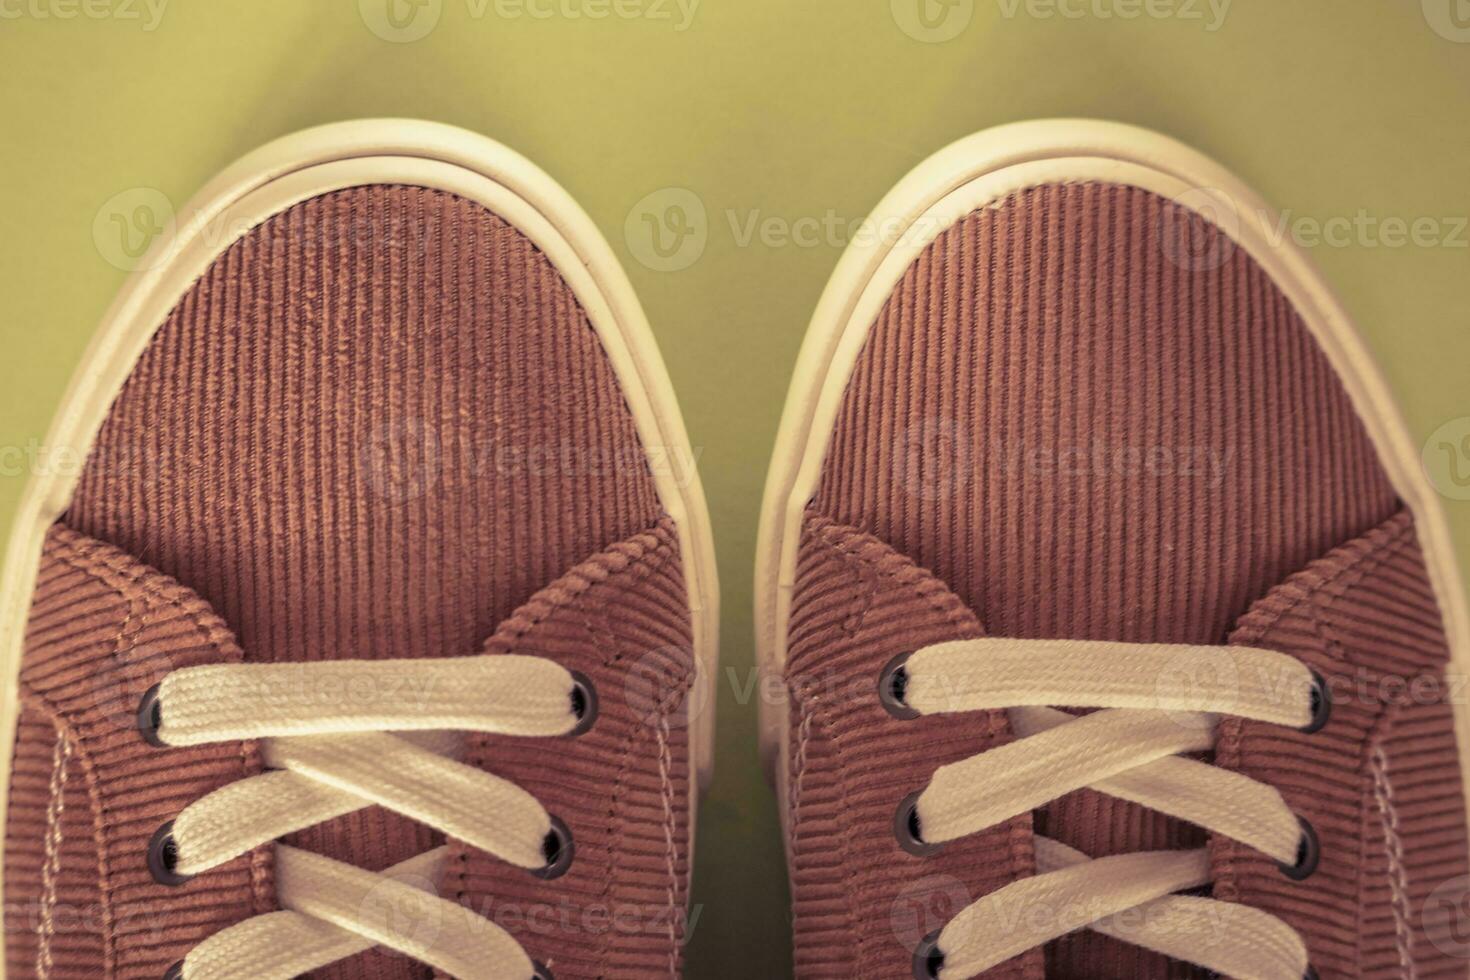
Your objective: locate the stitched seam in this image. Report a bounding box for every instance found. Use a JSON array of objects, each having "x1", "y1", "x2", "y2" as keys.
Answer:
[
  {"x1": 593, "y1": 710, "x2": 639, "y2": 980},
  {"x1": 806, "y1": 520, "x2": 981, "y2": 632},
  {"x1": 36, "y1": 721, "x2": 71, "y2": 980},
  {"x1": 797, "y1": 534, "x2": 883, "y2": 970},
  {"x1": 787, "y1": 524, "x2": 979, "y2": 971},
  {"x1": 1370, "y1": 735, "x2": 1418, "y2": 979},
  {"x1": 655, "y1": 713, "x2": 679, "y2": 977},
  {"x1": 14, "y1": 685, "x2": 110, "y2": 976},
  {"x1": 1216, "y1": 519, "x2": 1418, "y2": 915},
  {"x1": 46, "y1": 541, "x2": 245, "y2": 696},
  {"x1": 38, "y1": 561, "x2": 149, "y2": 980},
  {"x1": 1235, "y1": 519, "x2": 1416, "y2": 643},
  {"x1": 38, "y1": 516, "x2": 681, "y2": 967},
  {"x1": 594, "y1": 540, "x2": 686, "y2": 975},
  {"x1": 454, "y1": 528, "x2": 688, "y2": 976},
  {"x1": 46, "y1": 533, "x2": 239, "y2": 650},
  {"x1": 1300, "y1": 532, "x2": 1416, "y2": 978},
  {"x1": 786, "y1": 688, "x2": 864, "y2": 970},
  {"x1": 823, "y1": 525, "x2": 1040, "y2": 969},
  {"x1": 489, "y1": 518, "x2": 678, "y2": 647},
  {"x1": 790, "y1": 696, "x2": 815, "y2": 858},
  {"x1": 37, "y1": 542, "x2": 266, "y2": 970}
]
